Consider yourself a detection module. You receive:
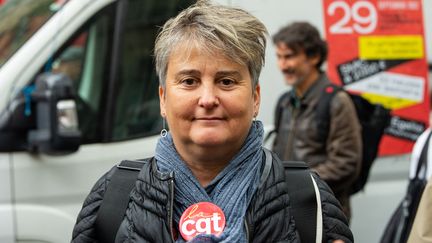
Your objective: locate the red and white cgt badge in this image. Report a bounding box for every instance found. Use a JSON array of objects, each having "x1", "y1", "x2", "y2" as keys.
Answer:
[{"x1": 179, "y1": 202, "x2": 226, "y2": 241}]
